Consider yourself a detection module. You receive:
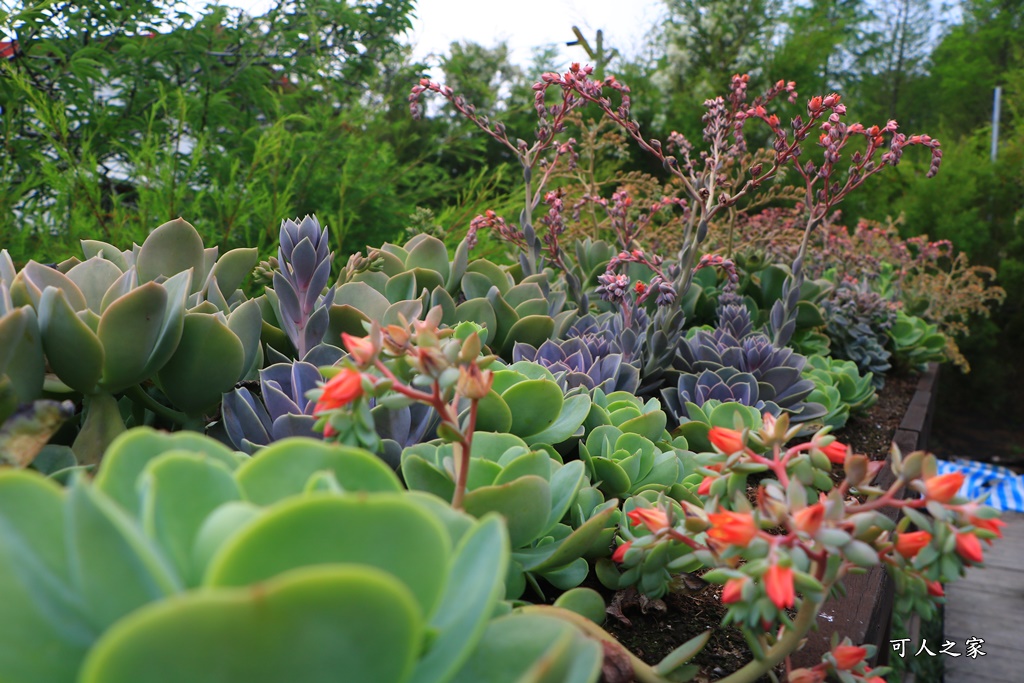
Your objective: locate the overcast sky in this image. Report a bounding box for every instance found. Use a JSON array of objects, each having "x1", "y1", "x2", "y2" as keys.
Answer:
[{"x1": 191, "y1": 0, "x2": 667, "y2": 71}]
